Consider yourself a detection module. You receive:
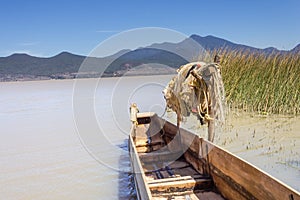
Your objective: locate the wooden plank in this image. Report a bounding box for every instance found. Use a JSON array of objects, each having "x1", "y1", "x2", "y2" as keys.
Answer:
[
  {"x1": 135, "y1": 141, "x2": 164, "y2": 153},
  {"x1": 136, "y1": 146, "x2": 149, "y2": 153},
  {"x1": 135, "y1": 140, "x2": 165, "y2": 148},
  {"x1": 202, "y1": 140, "x2": 300, "y2": 200},
  {"x1": 209, "y1": 165, "x2": 251, "y2": 200},
  {"x1": 139, "y1": 150, "x2": 183, "y2": 163},
  {"x1": 151, "y1": 191, "x2": 224, "y2": 200},
  {"x1": 129, "y1": 132, "x2": 152, "y2": 200},
  {"x1": 152, "y1": 194, "x2": 199, "y2": 200},
  {"x1": 137, "y1": 112, "x2": 156, "y2": 118},
  {"x1": 148, "y1": 175, "x2": 194, "y2": 184},
  {"x1": 184, "y1": 148, "x2": 208, "y2": 175},
  {"x1": 149, "y1": 179, "x2": 195, "y2": 193},
  {"x1": 144, "y1": 161, "x2": 190, "y2": 173},
  {"x1": 135, "y1": 138, "x2": 149, "y2": 147},
  {"x1": 149, "y1": 176, "x2": 213, "y2": 196}
]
